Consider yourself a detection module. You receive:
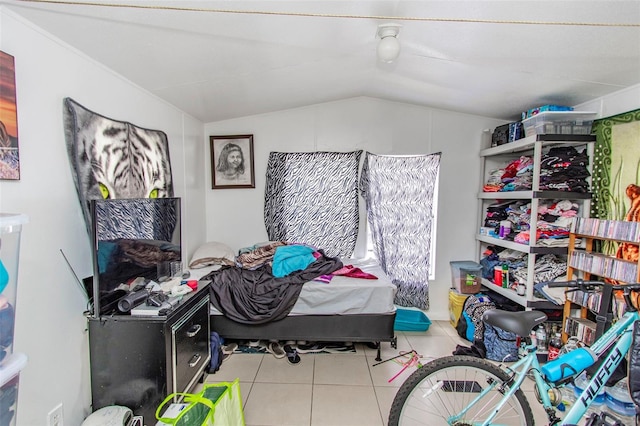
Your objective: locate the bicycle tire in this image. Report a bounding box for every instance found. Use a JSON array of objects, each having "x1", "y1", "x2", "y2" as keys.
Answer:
[{"x1": 388, "y1": 355, "x2": 534, "y2": 426}]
